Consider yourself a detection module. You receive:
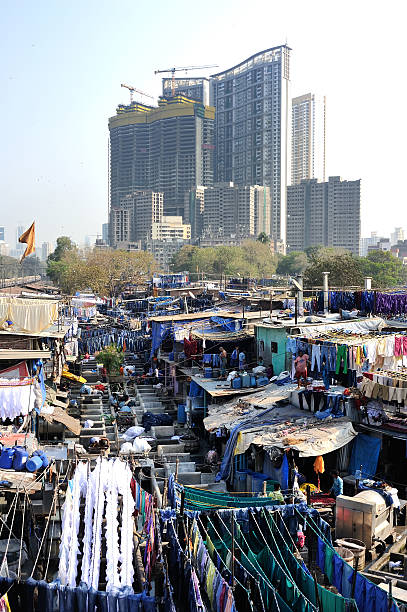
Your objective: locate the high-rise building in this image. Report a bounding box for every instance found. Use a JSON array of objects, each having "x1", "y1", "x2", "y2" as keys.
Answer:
[
  {"x1": 291, "y1": 93, "x2": 326, "y2": 185},
  {"x1": 102, "y1": 223, "x2": 109, "y2": 245},
  {"x1": 184, "y1": 186, "x2": 207, "y2": 240},
  {"x1": 109, "y1": 96, "x2": 214, "y2": 220},
  {"x1": 110, "y1": 190, "x2": 164, "y2": 248},
  {"x1": 41, "y1": 242, "x2": 52, "y2": 261},
  {"x1": 0, "y1": 228, "x2": 4, "y2": 242},
  {"x1": 287, "y1": 177, "x2": 361, "y2": 255},
  {"x1": 391, "y1": 227, "x2": 404, "y2": 246},
  {"x1": 191, "y1": 183, "x2": 271, "y2": 244},
  {"x1": 210, "y1": 45, "x2": 291, "y2": 243},
  {"x1": 162, "y1": 77, "x2": 210, "y2": 105}
]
